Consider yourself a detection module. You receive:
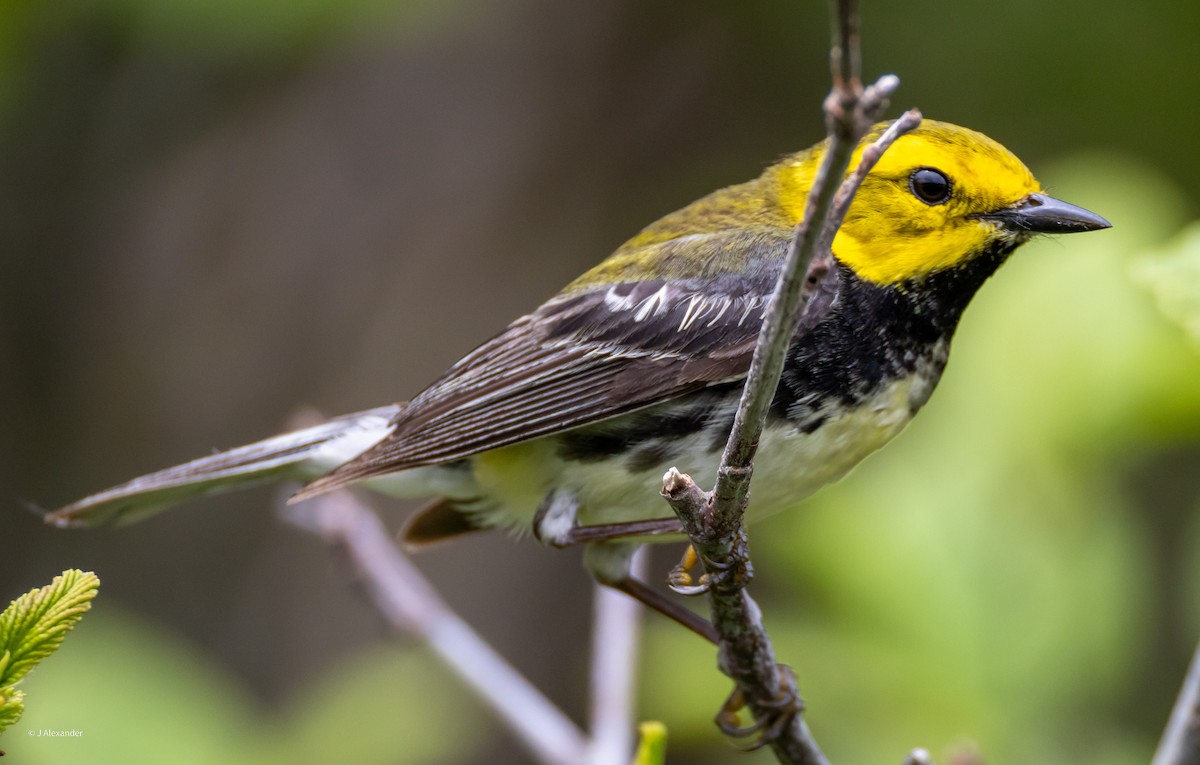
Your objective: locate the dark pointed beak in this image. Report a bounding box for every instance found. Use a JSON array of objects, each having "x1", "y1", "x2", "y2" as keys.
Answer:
[{"x1": 974, "y1": 193, "x2": 1111, "y2": 234}]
